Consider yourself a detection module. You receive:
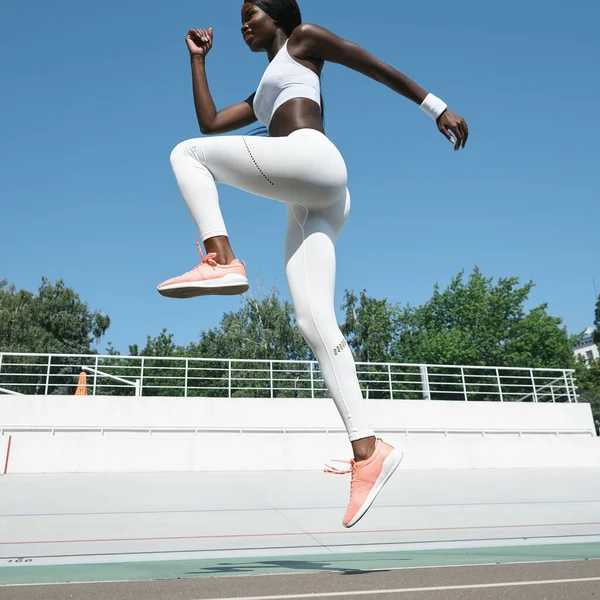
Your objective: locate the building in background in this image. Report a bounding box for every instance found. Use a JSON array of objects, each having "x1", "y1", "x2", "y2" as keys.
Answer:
[{"x1": 573, "y1": 327, "x2": 599, "y2": 363}]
